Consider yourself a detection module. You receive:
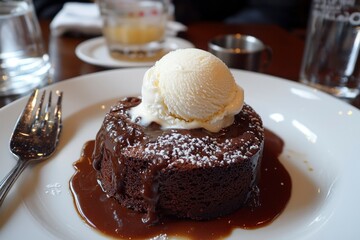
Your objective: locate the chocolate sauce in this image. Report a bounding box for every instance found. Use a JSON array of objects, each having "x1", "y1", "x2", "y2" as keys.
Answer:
[{"x1": 70, "y1": 129, "x2": 291, "y2": 240}]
